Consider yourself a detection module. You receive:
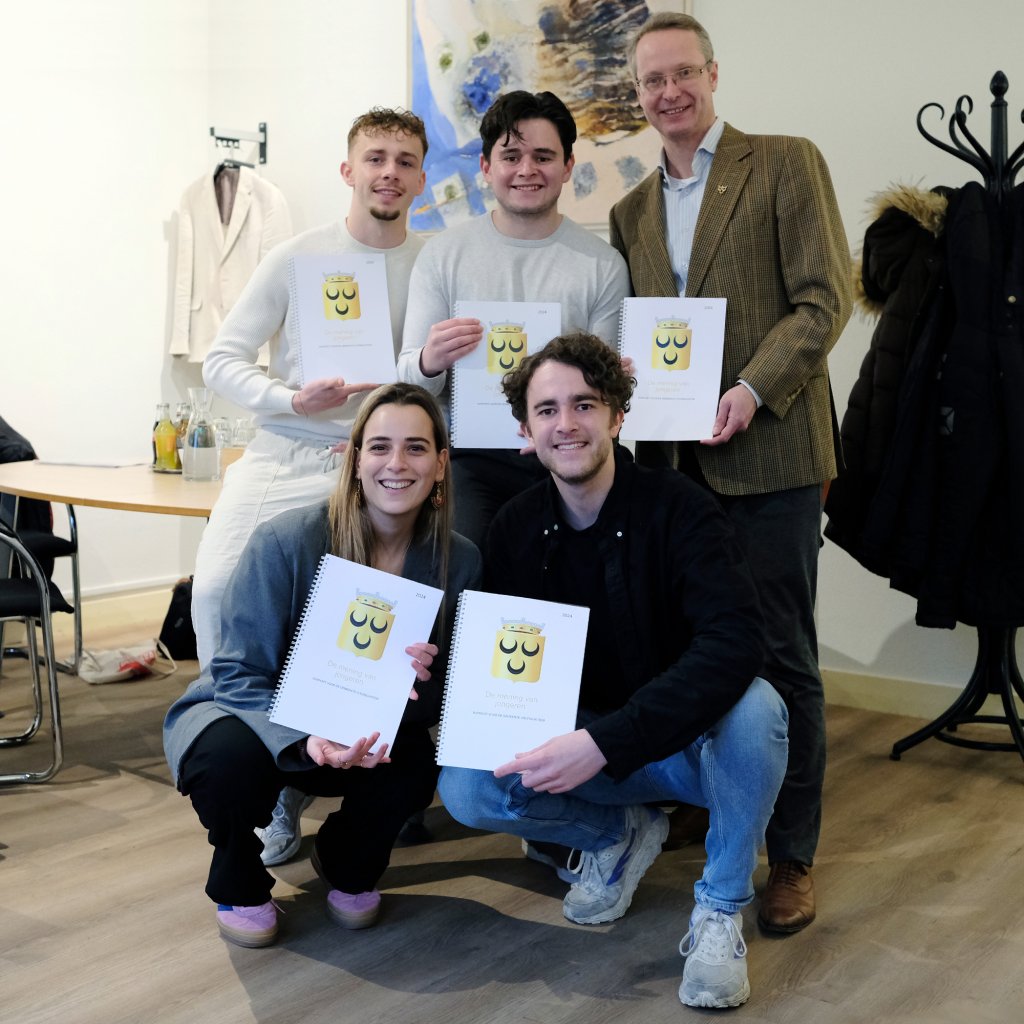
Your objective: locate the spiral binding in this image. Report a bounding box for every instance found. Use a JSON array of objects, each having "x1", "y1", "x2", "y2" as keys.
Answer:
[
  {"x1": 268, "y1": 553, "x2": 329, "y2": 719},
  {"x1": 434, "y1": 590, "x2": 469, "y2": 762},
  {"x1": 287, "y1": 254, "x2": 307, "y2": 388}
]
